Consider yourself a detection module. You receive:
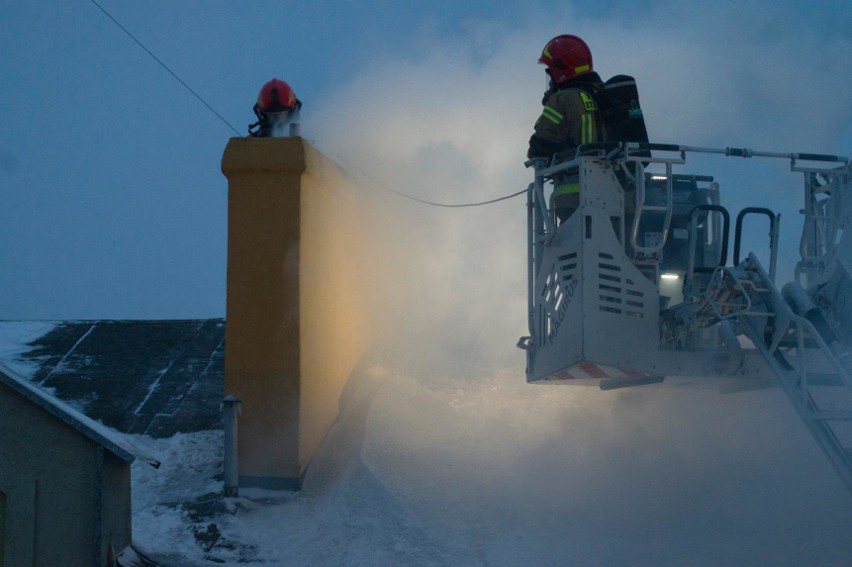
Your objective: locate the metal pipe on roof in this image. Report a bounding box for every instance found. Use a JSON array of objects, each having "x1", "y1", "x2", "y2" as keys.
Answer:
[{"x1": 222, "y1": 395, "x2": 242, "y2": 497}]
